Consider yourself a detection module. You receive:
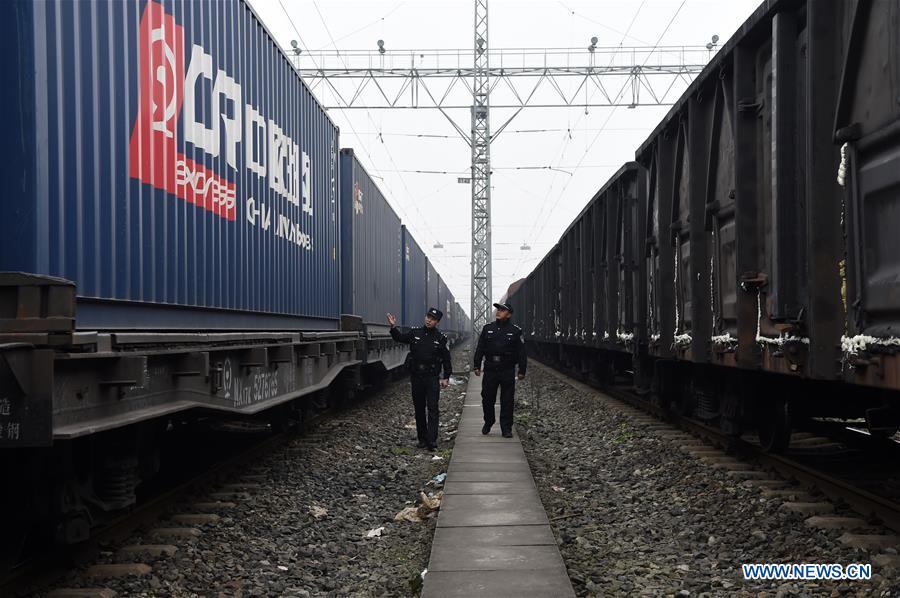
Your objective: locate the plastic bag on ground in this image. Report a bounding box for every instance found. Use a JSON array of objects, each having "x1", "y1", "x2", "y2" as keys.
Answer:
[
  {"x1": 394, "y1": 506, "x2": 423, "y2": 522},
  {"x1": 419, "y1": 490, "x2": 443, "y2": 511}
]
